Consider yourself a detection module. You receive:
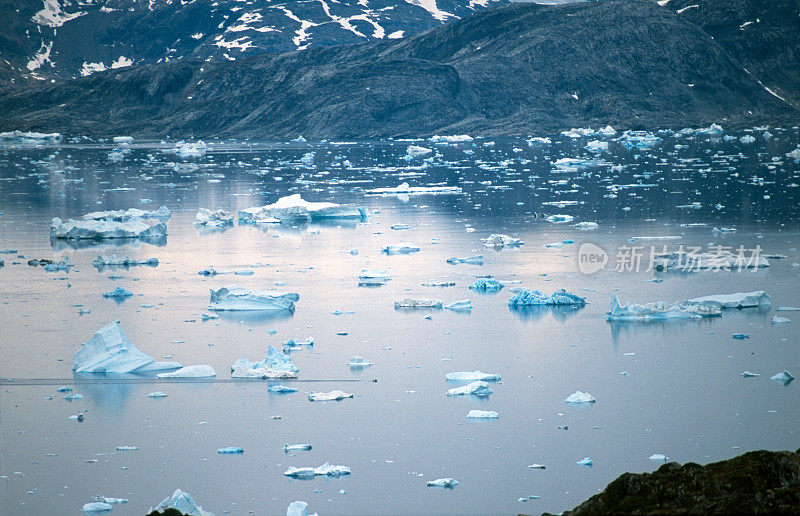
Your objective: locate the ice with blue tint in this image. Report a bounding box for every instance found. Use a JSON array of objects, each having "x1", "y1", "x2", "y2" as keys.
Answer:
[
  {"x1": 446, "y1": 371, "x2": 501, "y2": 382},
  {"x1": 481, "y1": 234, "x2": 523, "y2": 248},
  {"x1": 231, "y1": 345, "x2": 299, "y2": 379},
  {"x1": 467, "y1": 410, "x2": 499, "y2": 419},
  {"x1": 150, "y1": 488, "x2": 214, "y2": 516},
  {"x1": 470, "y1": 279, "x2": 503, "y2": 291},
  {"x1": 286, "y1": 500, "x2": 318, "y2": 516},
  {"x1": 607, "y1": 294, "x2": 721, "y2": 320},
  {"x1": 307, "y1": 390, "x2": 353, "y2": 401},
  {"x1": 269, "y1": 385, "x2": 298, "y2": 394},
  {"x1": 508, "y1": 289, "x2": 586, "y2": 307},
  {"x1": 208, "y1": 285, "x2": 298, "y2": 312},
  {"x1": 284, "y1": 462, "x2": 351, "y2": 478},
  {"x1": 427, "y1": 478, "x2": 459, "y2": 488},
  {"x1": 685, "y1": 291, "x2": 771, "y2": 309},
  {"x1": 447, "y1": 255, "x2": 483, "y2": 265},
  {"x1": 565, "y1": 391, "x2": 596, "y2": 404},
  {"x1": 73, "y1": 322, "x2": 181, "y2": 374},
  {"x1": 238, "y1": 194, "x2": 366, "y2": 224},
  {"x1": 194, "y1": 208, "x2": 234, "y2": 227},
  {"x1": 157, "y1": 365, "x2": 216, "y2": 378},
  {"x1": 446, "y1": 381, "x2": 493, "y2": 397},
  {"x1": 50, "y1": 217, "x2": 167, "y2": 240},
  {"x1": 382, "y1": 243, "x2": 420, "y2": 254}
]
